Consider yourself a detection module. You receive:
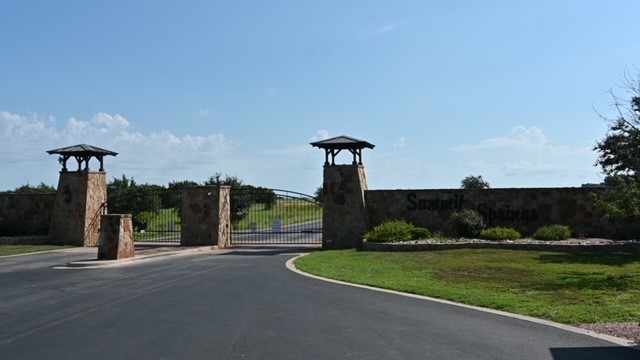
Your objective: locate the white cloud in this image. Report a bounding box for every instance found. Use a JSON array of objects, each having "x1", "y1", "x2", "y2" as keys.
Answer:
[
  {"x1": 264, "y1": 88, "x2": 279, "y2": 96},
  {"x1": 1, "y1": 111, "x2": 59, "y2": 140},
  {"x1": 393, "y1": 137, "x2": 406, "y2": 150},
  {"x1": 310, "y1": 130, "x2": 330, "y2": 142},
  {"x1": 448, "y1": 125, "x2": 598, "y2": 187},
  {"x1": 0, "y1": 111, "x2": 236, "y2": 189},
  {"x1": 92, "y1": 113, "x2": 130, "y2": 129},
  {"x1": 378, "y1": 25, "x2": 395, "y2": 33},
  {"x1": 452, "y1": 126, "x2": 551, "y2": 152}
]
